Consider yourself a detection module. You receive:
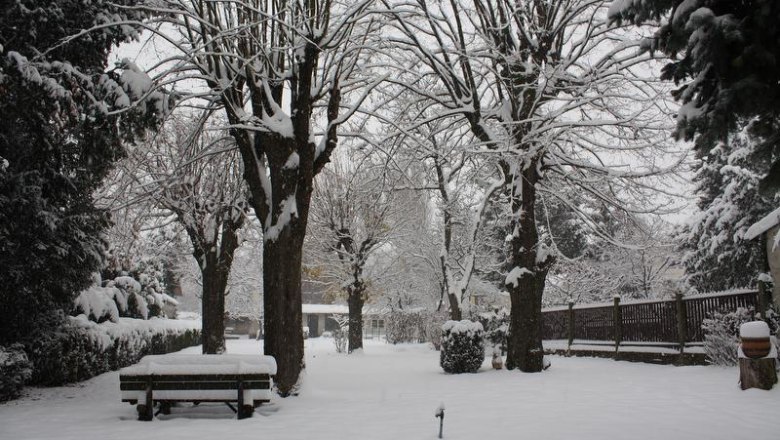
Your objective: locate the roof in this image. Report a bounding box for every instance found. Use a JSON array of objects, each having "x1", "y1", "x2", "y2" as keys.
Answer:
[
  {"x1": 745, "y1": 206, "x2": 780, "y2": 241},
  {"x1": 302, "y1": 304, "x2": 348, "y2": 314},
  {"x1": 301, "y1": 304, "x2": 388, "y2": 315}
]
